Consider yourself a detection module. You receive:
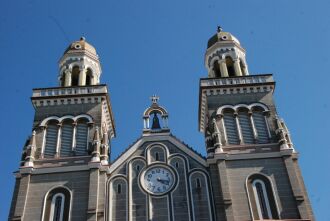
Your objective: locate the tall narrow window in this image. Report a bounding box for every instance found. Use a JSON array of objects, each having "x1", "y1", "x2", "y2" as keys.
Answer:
[
  {"x1": 60, "y1": 120, "x2": 73, "y2": 157},
  {"x1": 75, "y1": 119, "x2": 89, "y2": 155},
  {"x1": 117, "y1": 184, "x2": 122, "y2": 194},
  {"x1": 213, "y1": 60, "x2": 221, "y2": 77},
  {"x1": 223, "y1": 110, "x2": 239, "y2": 144},
  {"x1": 50, "y1": 193, "x2": 65, "y2": 221},
  {"x1": 71, "y1": 66, "x2": 80, "y2": 86},
  {"x1": 225, "y1": 56, "x2": 235, "y2": 77},
  {"x1": 252, "y1": 108, "x2": 269, "y2": 143},
  {"x1": 44, "y1": 121, "x2": 58, "y2": 158},
  {"x1": 247, "y1": 174, "x2": 279, "y2": 220},
  {"x1": 155, "y1": 152, "x2": 159, "y2": 161},
  {"x1": 238, "y1": 109, "x2": 254, "y2": 144},
  {"x1": 86, "y1": 68, "x2": 93, "y2": 85},
  {"x1": 252, "y1": 180, "x2": 272, "y2": 219}
]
